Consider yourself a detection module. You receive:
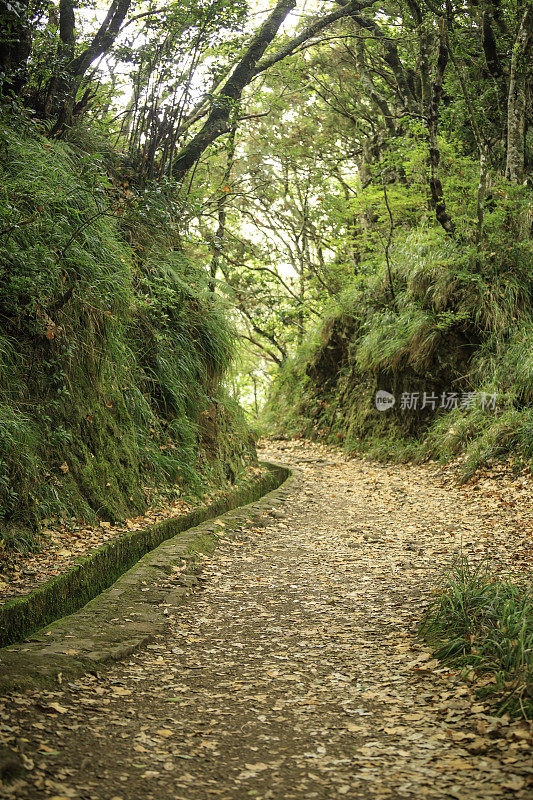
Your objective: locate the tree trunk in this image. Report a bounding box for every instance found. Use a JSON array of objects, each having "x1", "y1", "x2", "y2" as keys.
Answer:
[
  {"x1": 426, "y1": 25, "x2": 456, "y2": 236},
  {"x1": 172, "y1": 0, "x2": 296, "y2": 181},
  {"x1": 505, "y1": 7, "x2": 532, "y2": 183},
  {"x1": 209, "y1": 128, "x2": 236, "y2": 292},
  {"x1": 482, "y1": 9, "x2": 508, "y2": 121},
  {"x1": 43, "y1": 0, "x2": 76, "y2": 118},
  {"x1": 476, "y1": 145, "x2": 489, "y2": 245},
  {"x1": 51, "y1": 0, "x2": 132, "y2": 134}
]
